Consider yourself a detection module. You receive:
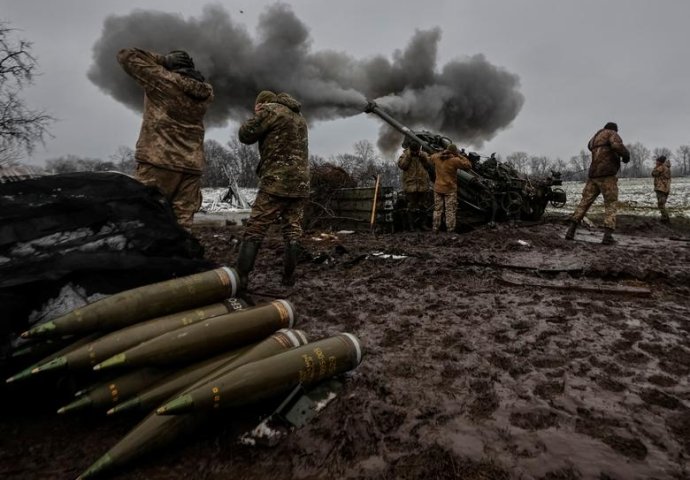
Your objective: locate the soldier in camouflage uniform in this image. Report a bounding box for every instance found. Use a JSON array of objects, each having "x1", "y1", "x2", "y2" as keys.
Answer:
[
  {"x1": 397, "y1": 142, "x2": 430, "y2": 230},
  {"x1": 117, "y1": 48, "x2": 214, "y2": 230},
  {"x1": 565, "y1": 122, "x2": 630, "y2": 245},
  {"x1": 426, "y1": 144, "x2": 471, "y2": 233},
  {"x1": 235, "y1": 91, "x2": 309, "y2": 289},
  {"x1": 651, "y1": 155, "x2": 671, "y2": 223}
]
